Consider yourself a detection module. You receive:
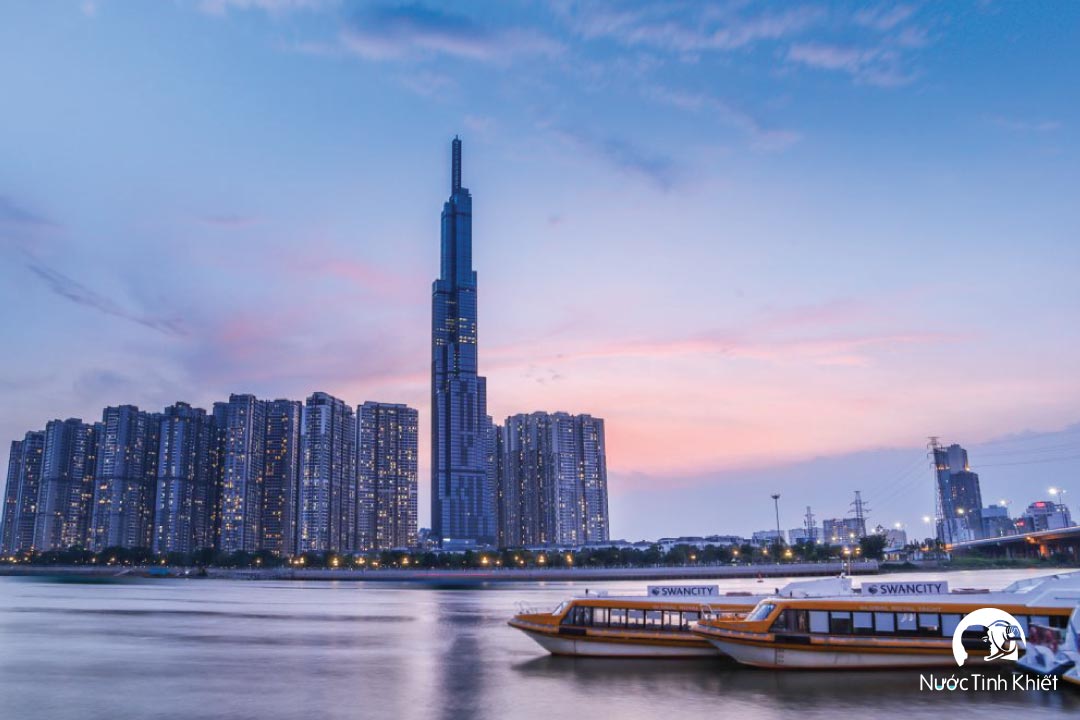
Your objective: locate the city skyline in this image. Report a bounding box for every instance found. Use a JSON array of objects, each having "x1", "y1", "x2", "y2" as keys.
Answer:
[{"x1": 1, "y1": 2, "x2": 1078, "y2": 539}]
